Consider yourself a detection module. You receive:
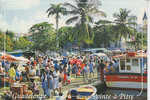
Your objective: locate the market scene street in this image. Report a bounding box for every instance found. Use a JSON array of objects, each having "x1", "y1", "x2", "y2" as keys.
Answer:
[{"x1": 0, "y1": 0, "x2": 148, "y2": 100}]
